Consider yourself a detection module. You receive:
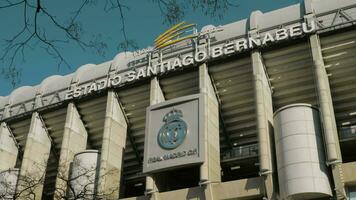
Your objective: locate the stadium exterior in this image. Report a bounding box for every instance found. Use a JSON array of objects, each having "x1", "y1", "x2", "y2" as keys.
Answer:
[{"x1": 1, "y1": 0, "x2": 356, "y2": 199}]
